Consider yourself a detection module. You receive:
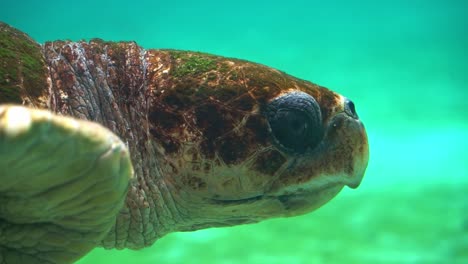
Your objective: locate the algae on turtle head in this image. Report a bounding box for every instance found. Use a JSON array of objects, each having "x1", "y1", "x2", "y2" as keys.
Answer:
[{"x1": 0, "y1": 22, "x2": 369, "y2": 264}]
